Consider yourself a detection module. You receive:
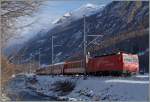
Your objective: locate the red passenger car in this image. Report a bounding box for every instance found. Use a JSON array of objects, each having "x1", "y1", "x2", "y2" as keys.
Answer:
[
  {"x1": 64, "y1": 60, "x2": 85, "y2": 74},
  {"x1": 50, "y1": 63, "x2": 64, "y2": 74},
  {"x1": 87, "y1": 52, "x2": 139, "y2": 74}
]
